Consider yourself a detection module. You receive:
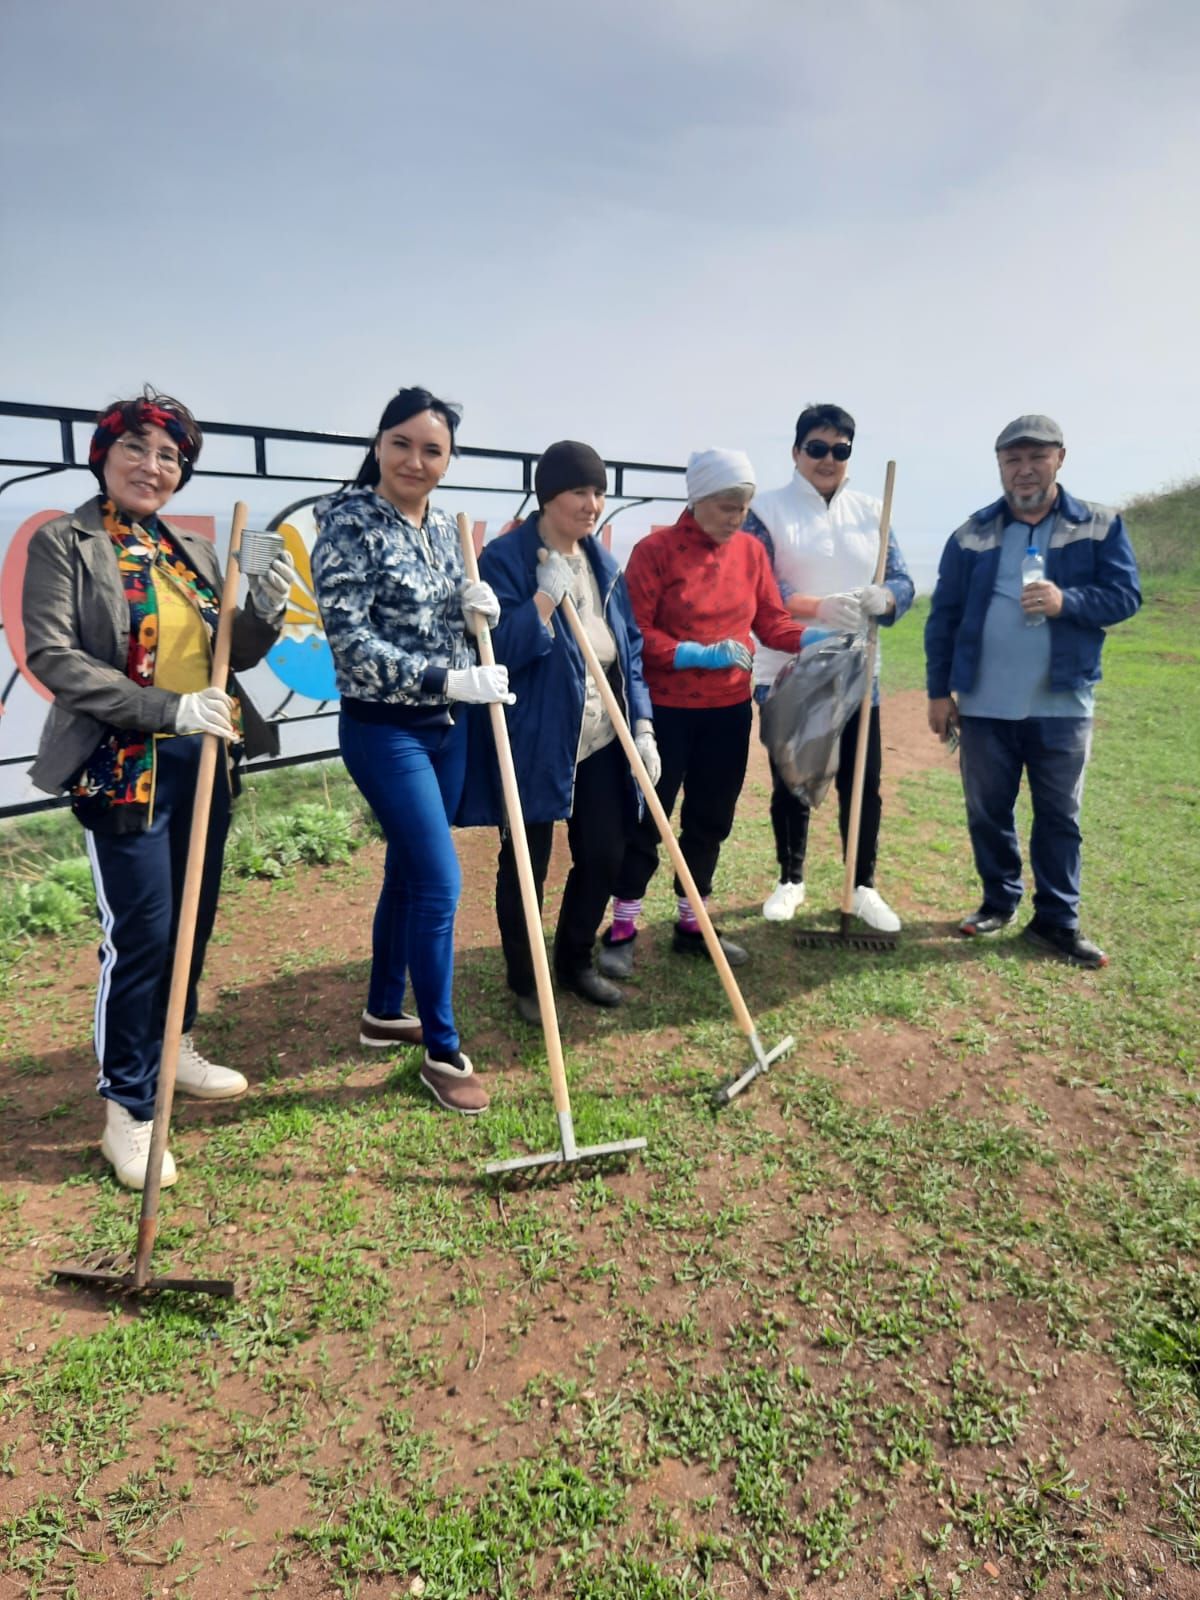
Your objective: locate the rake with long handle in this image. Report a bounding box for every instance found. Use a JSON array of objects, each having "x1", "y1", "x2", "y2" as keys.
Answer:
[
  {"x1": 558, "y1": 595, "x2": 795, "y2": 1106},
  {"x1": 457, "y1": 515, "x2": 647, "y2": 1176},
  {"x1": 53, "y1": 503, "x2": 251, "y2": 1298},
  {"x1": 794, "y1": 460, "x2": 899, "y2": 954}
]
